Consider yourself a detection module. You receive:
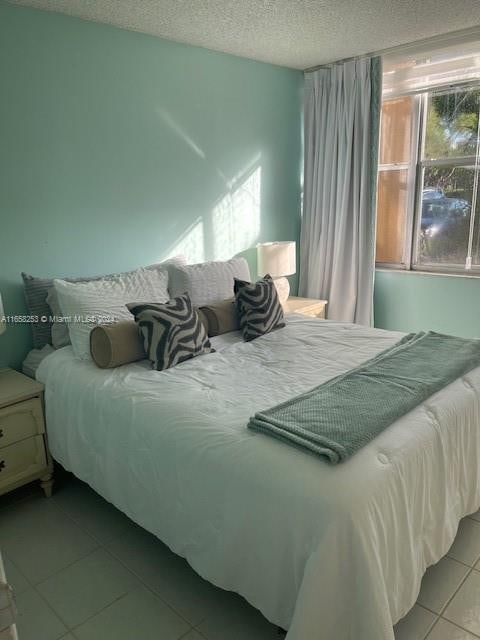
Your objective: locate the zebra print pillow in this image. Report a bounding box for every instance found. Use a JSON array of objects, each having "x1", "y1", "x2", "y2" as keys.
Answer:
[
  {"x1": 127, "y1": 294, "x2": 215, "y2": 371},
  {"x1": 234, "y1": 275, "x2": 285, "y2": 342}
]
